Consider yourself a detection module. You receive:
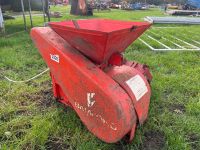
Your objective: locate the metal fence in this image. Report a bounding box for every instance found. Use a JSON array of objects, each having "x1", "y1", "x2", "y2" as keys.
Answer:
[{"x1": 138, "y1": 27, "x2": 200, "y2": 51}]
